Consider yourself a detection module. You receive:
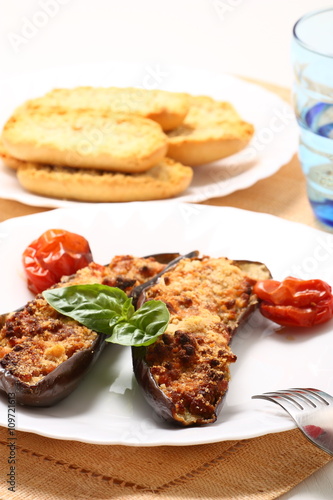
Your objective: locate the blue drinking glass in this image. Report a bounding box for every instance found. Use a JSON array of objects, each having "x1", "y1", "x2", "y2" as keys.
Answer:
[{"x1": 292, "y1": 8, "x2": 333, "y2": 227}]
